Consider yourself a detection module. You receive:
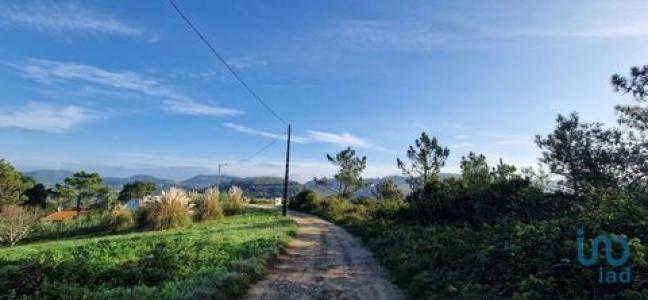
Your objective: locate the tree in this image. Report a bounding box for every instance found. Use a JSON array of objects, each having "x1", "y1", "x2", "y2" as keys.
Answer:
[
  {"x1": 612, "y1": 65, "x2": 648, "y2": 131},
  {"x1": 535, "y1": 113, "x2": 626, "y2": 194},
  {"x1": 397, "y1": 132, "x2": 450, "y2": 190},
  {"x1": 51, "y1": 183, "x2": 76, "y2": 209},
  {"x1": 23, "y1": 183, "x2": 49, "y2": 209},
  {"x1": 0, "y1": 160, "x2": 34, "y2": 205},
  {"x1": 63, "y1": 171, "x2": 105, "y2": 214},
  {"x1": 460, "y1": 152, "x2": 490, "y2": 187},
  {"x1": 372, "y1": 179, "x2": 404, "y2": 201},
  {"x1": 0, "y1": 205, "x2": 41, "y2": 247},
  {"x1": 490, "y1": 158, "x2": 518, "y2": 182},
  {"x1": 321, "y1": 147, "x2": 367, "y2": 198},
  {"x1": 118, "y1": 181, "x2": 158, "y2": 202}
]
